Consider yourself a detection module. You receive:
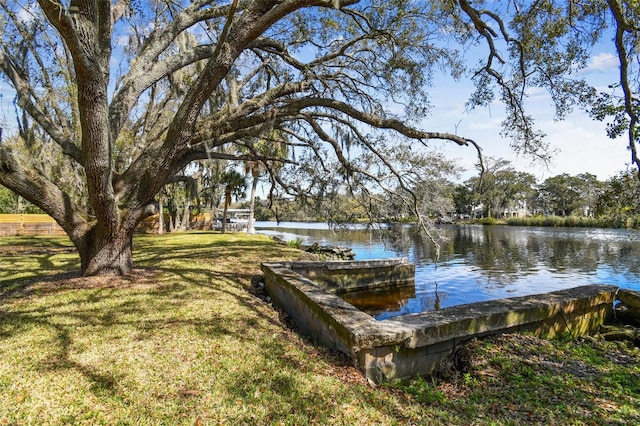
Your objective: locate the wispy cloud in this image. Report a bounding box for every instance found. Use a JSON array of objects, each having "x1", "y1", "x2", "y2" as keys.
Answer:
[
  {"x1": 584, "y1": 52, "x2": 618, "y2": 73},
  {"x1": 16, "y1": 3, "x2": 39, "y2": 25}
]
